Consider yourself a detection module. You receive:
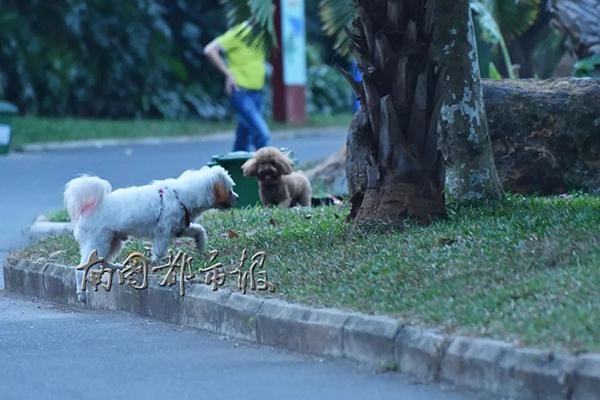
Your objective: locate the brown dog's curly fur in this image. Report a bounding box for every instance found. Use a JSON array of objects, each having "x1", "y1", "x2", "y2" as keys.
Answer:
[{"x1": 241, "y1": 147, "x2": 312, "y2": 207}]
